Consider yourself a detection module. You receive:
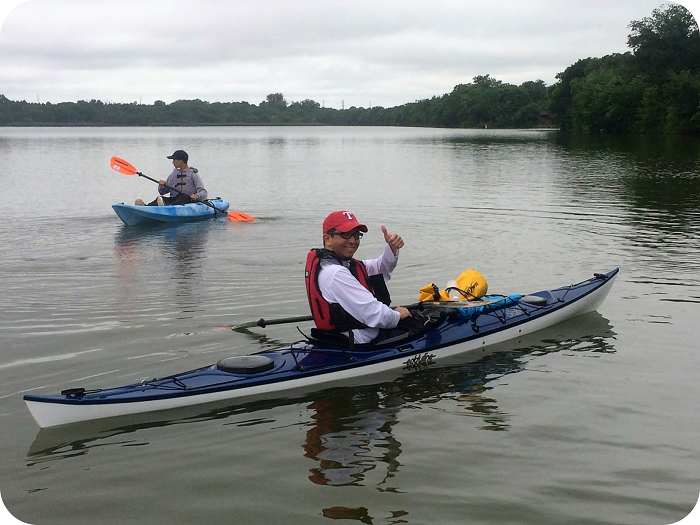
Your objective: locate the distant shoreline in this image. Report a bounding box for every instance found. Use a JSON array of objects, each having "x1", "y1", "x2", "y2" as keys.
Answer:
[{"x1": 0, "y1": 123, "x2": 560, "y2": 130}]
